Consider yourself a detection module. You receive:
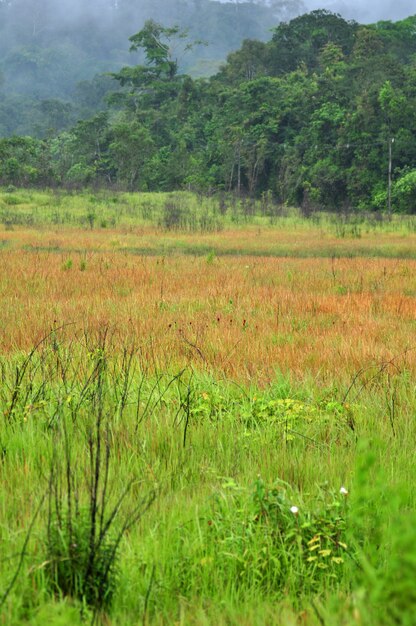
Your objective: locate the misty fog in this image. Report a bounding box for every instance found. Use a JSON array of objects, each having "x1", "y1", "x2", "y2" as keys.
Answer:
[{"x1": 302, "y1": 0, "x2": 415, "y2": 22}]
